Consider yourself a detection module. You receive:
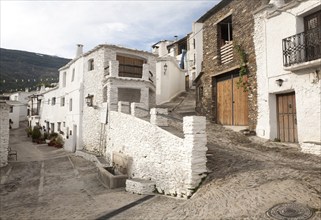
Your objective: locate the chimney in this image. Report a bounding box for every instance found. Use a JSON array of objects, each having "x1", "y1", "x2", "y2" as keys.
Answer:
[
  {"x1": 269, "y1": 0, "x2": 284, "y2": 8},
  {"x1": 76, "y1": 44, "x2": 83, "y2": 57}
]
